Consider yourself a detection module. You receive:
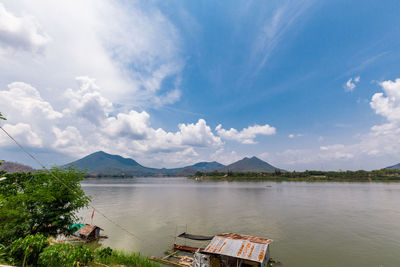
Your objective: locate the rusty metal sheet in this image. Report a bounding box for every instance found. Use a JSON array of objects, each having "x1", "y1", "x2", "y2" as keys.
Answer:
[{"x1": 203, "y1": 234, "x2": 271, "y2": 263}]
